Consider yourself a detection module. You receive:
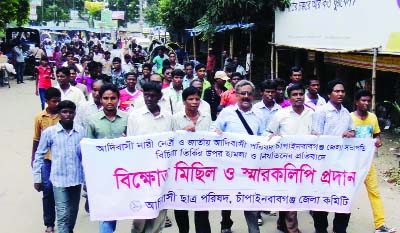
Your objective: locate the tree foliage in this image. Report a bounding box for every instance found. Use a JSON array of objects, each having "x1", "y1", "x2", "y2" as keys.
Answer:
[
  {"x1": 36, "y1": 0, "x2": 139, "y2": 26},
  {"x1": 0, "y1": 0, "x2": 30, "y2": 29},
  {"x1": 144, "y1": 0, "x2": 162, "y2": 26},
  {"x1": 146, "y1": 0, "x2": 290, "y2": 36}
]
